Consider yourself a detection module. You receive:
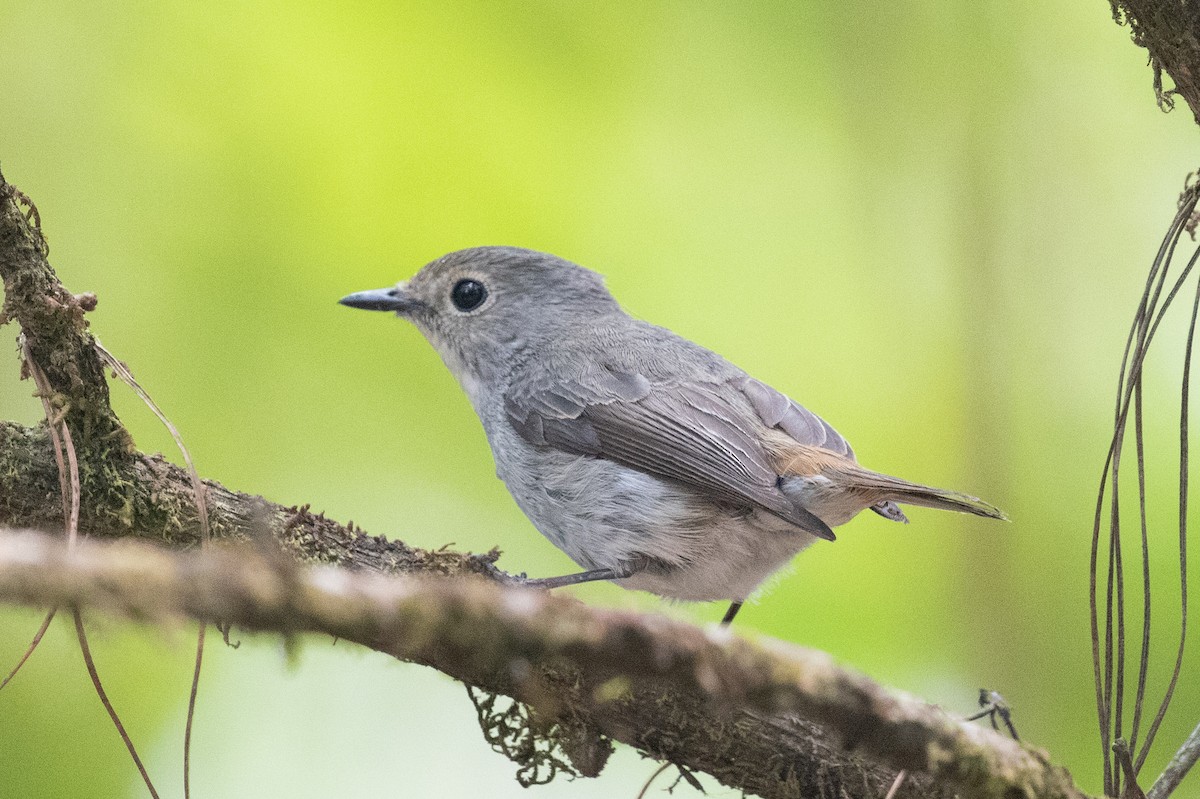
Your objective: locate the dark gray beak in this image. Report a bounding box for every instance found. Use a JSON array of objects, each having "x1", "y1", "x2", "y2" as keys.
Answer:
[{"x1": 338, "y1": 284, "x2": 421, "y2": 314}]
